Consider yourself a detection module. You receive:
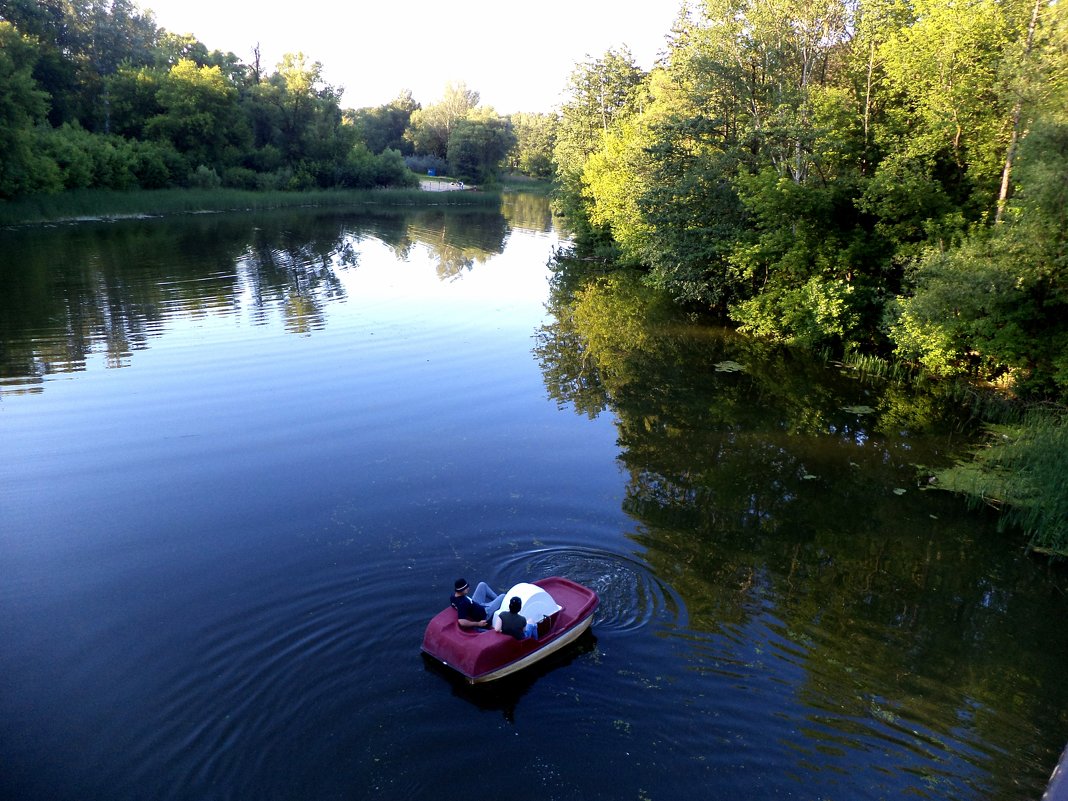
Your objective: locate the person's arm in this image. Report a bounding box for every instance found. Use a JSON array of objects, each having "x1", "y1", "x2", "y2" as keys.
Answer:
[
  {"x1": 452, "y1": 596, "x2": 489, "y2": 628},
  {"x1": 492, "y1": 615, "x2": 503, "y2": 632}
]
